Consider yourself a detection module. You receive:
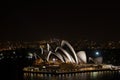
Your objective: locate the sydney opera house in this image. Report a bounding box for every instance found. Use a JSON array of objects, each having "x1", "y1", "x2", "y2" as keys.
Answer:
[{"x1": 32, "y1": 40, "x2": 102, "y2": 65}]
